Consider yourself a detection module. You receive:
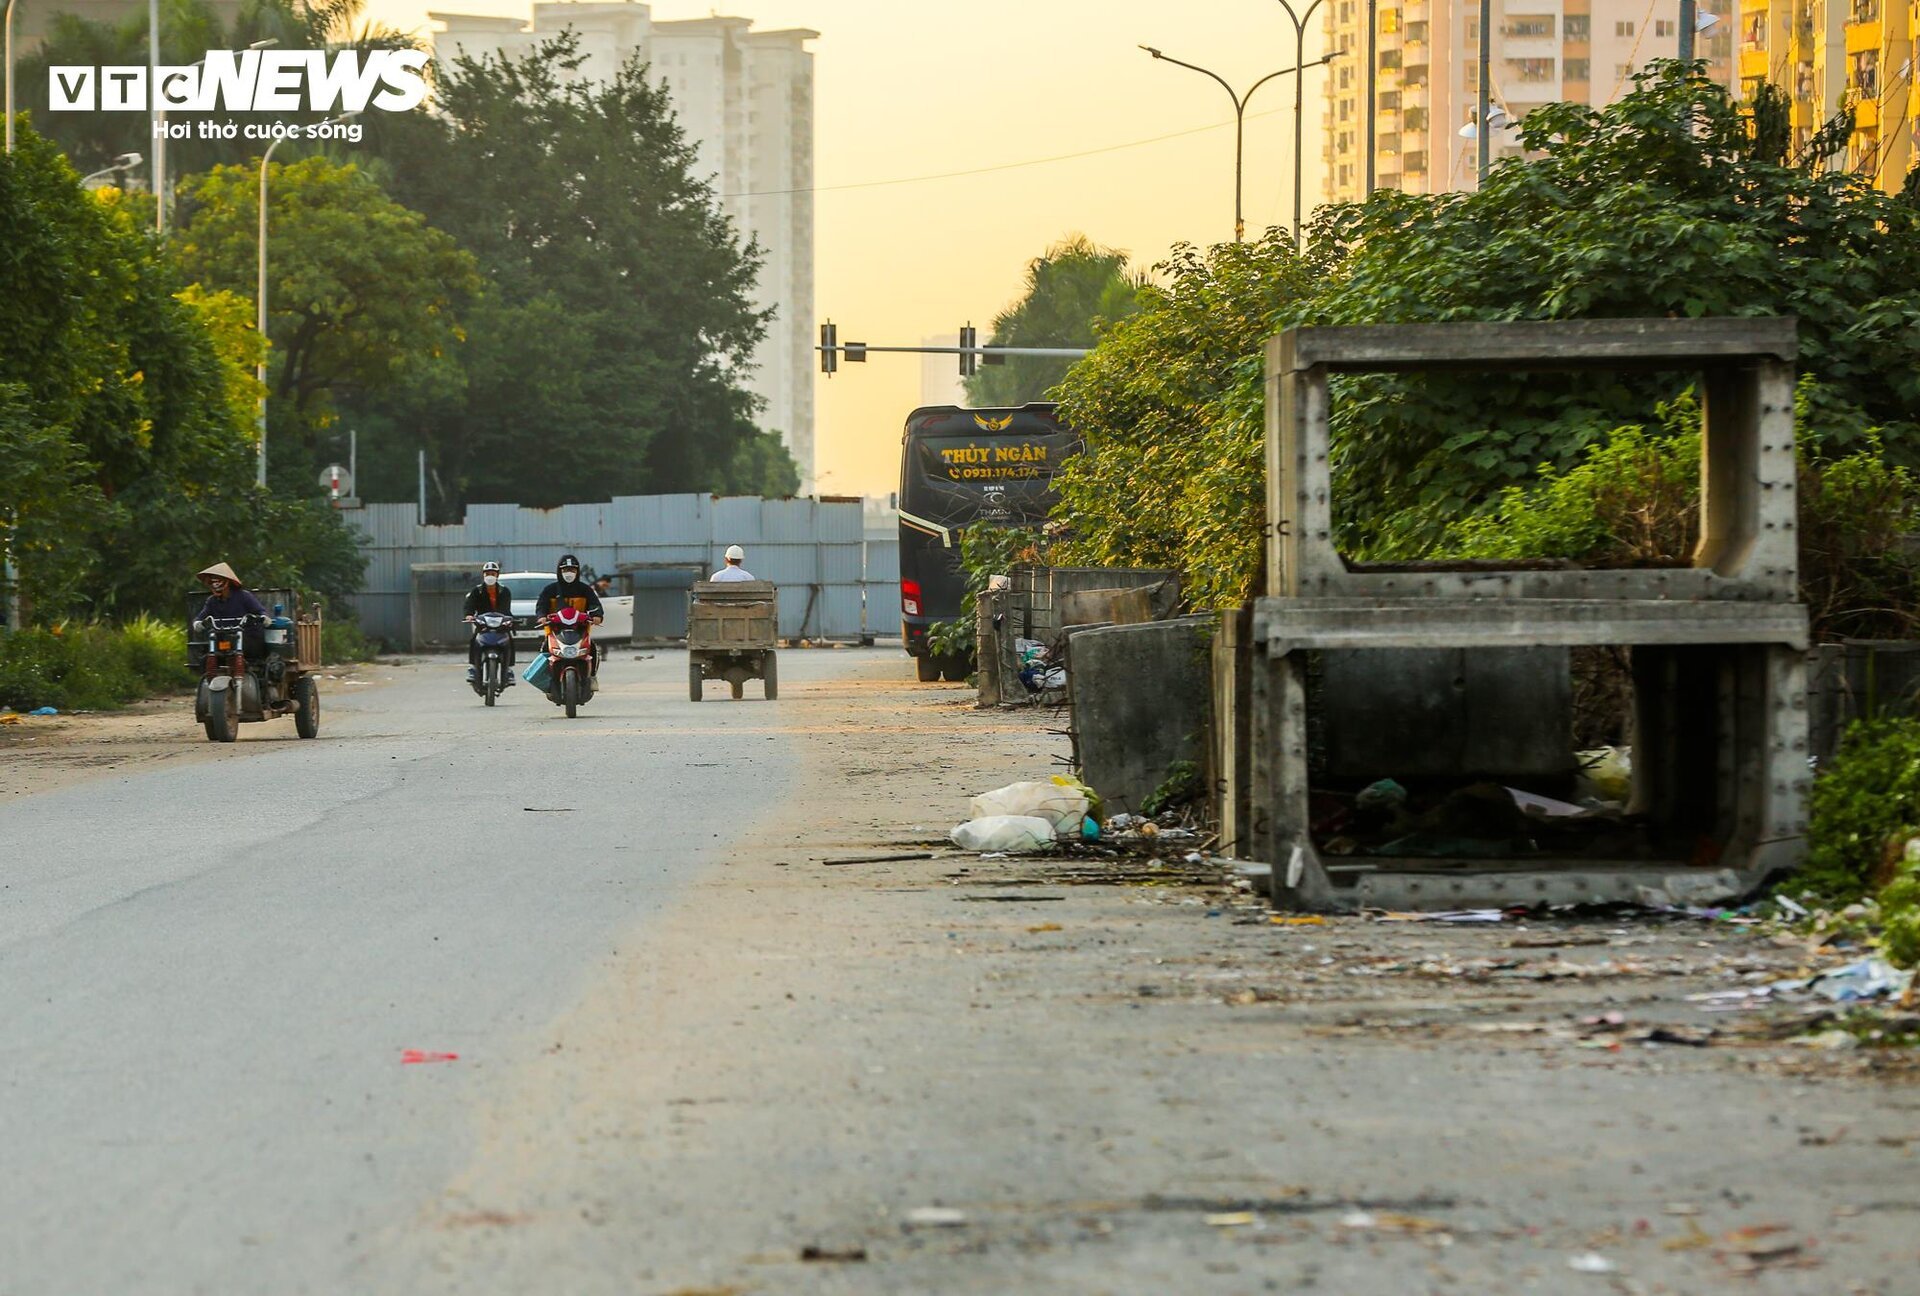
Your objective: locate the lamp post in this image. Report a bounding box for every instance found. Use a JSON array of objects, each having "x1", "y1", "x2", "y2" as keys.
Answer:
[
  {"x1": 149, "y1": 0, "x2": 158, "y2": 229},
  {"x1": 258, "y1": 111, "x2": 357, "y2": 488},
  {"x1": 1477, "y1": 0, "x2": 1491, "y2": 181},
  {"x1": 5, "y1": 0, "x2": 18, "y2": 155},
  {"x1": 1272, "y1": 0, "x2": 1328, "y2": 245},
  {"x1": 80, "y1": 151, "x2": 143, "y2": 186},
  {"x1": 1139, "y1": 45, "x2": 1339, "y2": 242},
  {"x1": 158, "y1": 40, "x2": 275, "y2": 232}
]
